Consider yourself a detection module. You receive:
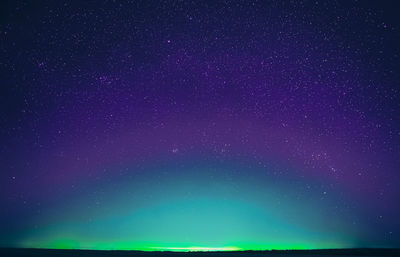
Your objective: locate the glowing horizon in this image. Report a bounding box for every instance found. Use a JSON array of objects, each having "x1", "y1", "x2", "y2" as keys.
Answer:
[
  {"x1": 149, "y1": 246, "x2": 242, "y2": 252},
  {"x1": 18, "y1": 242, "x2": 328, "y2": 252}
]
